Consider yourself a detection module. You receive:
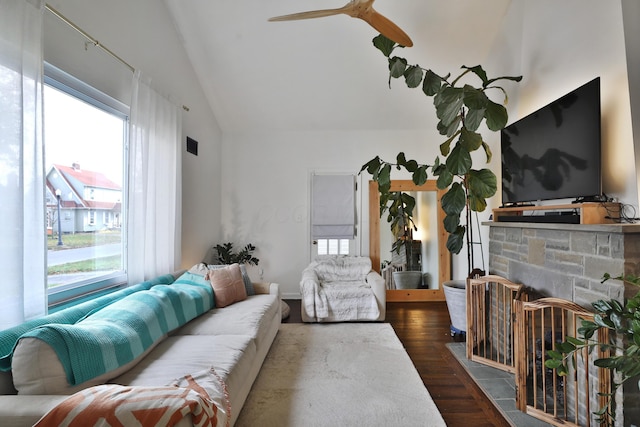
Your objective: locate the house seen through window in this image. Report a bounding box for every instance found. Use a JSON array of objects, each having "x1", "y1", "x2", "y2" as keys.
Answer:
[{"x1": 44, "y1": 67, "x2": 128, "y2": 303}]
